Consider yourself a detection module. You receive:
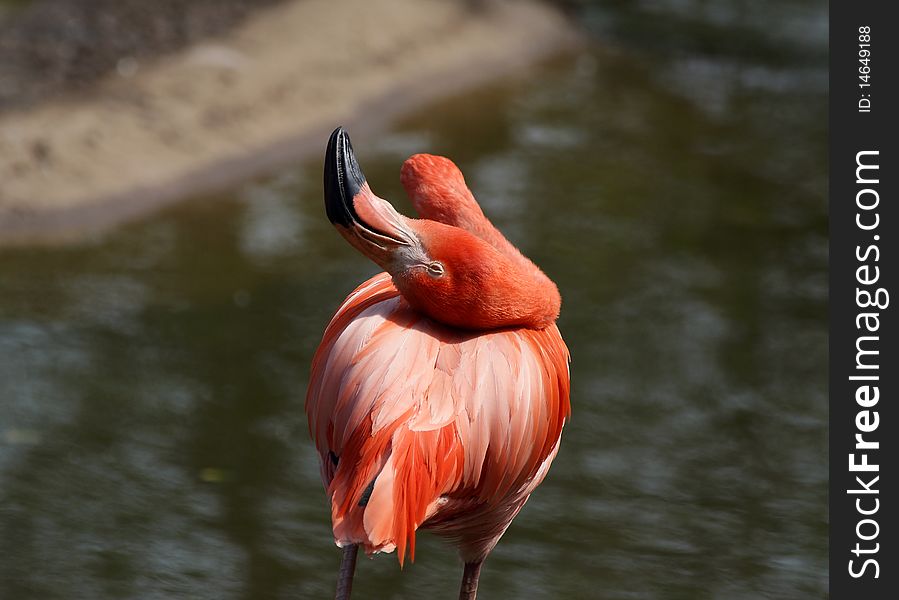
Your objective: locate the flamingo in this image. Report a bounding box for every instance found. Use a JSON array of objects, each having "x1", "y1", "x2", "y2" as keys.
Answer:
[{"x1": 306, "y1": 127, "x2": 570, "y2": 600}]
